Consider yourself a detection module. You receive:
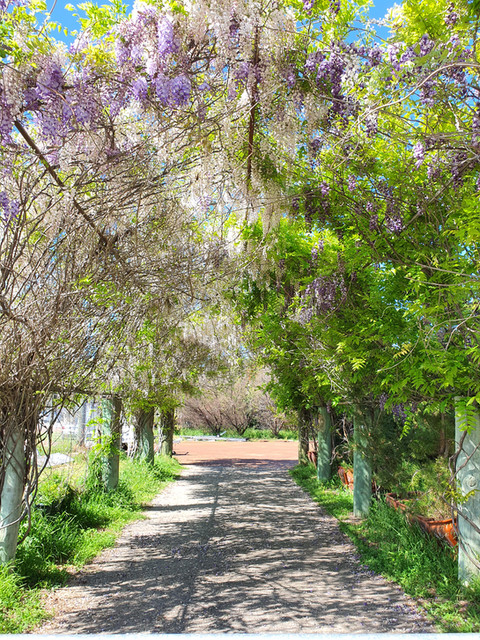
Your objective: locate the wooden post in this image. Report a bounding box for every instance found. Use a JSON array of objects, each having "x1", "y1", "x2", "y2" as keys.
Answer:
[
  {"x1": 455, "y1": 398, "x2": 480, "y2": 585},
  {"x1": 353, "y1": 408, "x2": 372, "y2": 518},
  {"x1": 317, "y1": 406, "x2": 332, "y2": 482}
]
